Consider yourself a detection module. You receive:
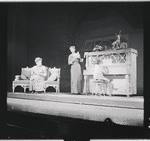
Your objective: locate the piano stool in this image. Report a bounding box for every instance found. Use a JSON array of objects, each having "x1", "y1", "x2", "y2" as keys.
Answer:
[{"x1": 92, "y1": 80, "x2": 109, "y2": 96}]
